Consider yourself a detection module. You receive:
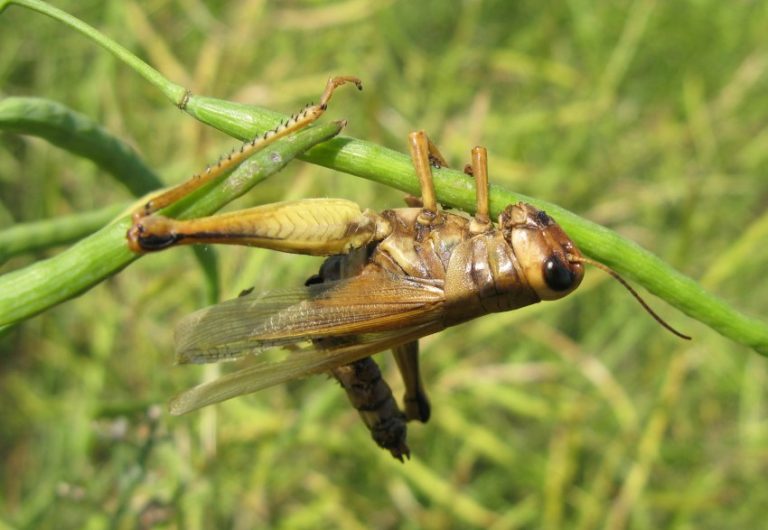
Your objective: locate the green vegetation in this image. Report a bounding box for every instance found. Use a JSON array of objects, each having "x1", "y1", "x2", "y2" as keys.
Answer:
[{"x1": 1, "y1": 1, "x2": 766, "y2": 528}]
